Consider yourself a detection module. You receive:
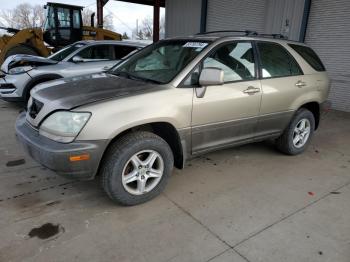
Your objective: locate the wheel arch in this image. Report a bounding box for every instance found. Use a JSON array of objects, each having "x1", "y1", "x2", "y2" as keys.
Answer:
[
  {"x1": 299, "y1": 101, "x2": 320, "y2": 129},
  {"x1": 97, "y1": 122, "x2": 185, "y2": 177}
]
